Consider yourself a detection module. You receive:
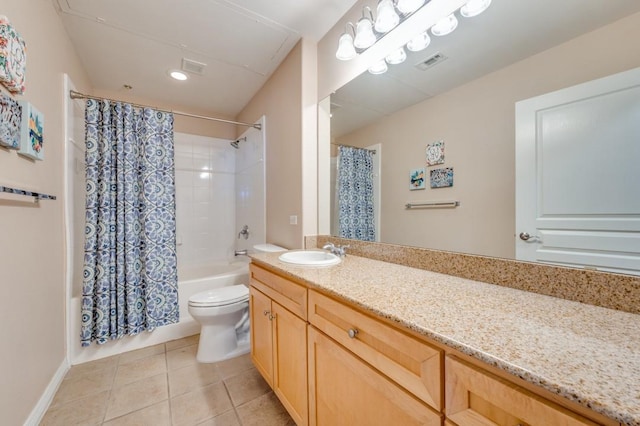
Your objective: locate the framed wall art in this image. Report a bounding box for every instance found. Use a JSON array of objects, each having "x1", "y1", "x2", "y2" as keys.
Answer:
[
  {"x1": 410, "y1": 168, "x2": 426, "y2": 190},
  {"x1": 0, "y1": 16, "x2": 27, "y2": 94},
  {"x1": 0, "y1": 92, "x2": 21, "y2": 149},
  {"x1": 430, "y1": 167, "x2": 453, "y2": 188},
  {"x1": 18, "y1": 101, "x2": 44, "y2": 160},
  {"x1": 426, "y1": 140, "x2": 445, "y2": 166}
]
